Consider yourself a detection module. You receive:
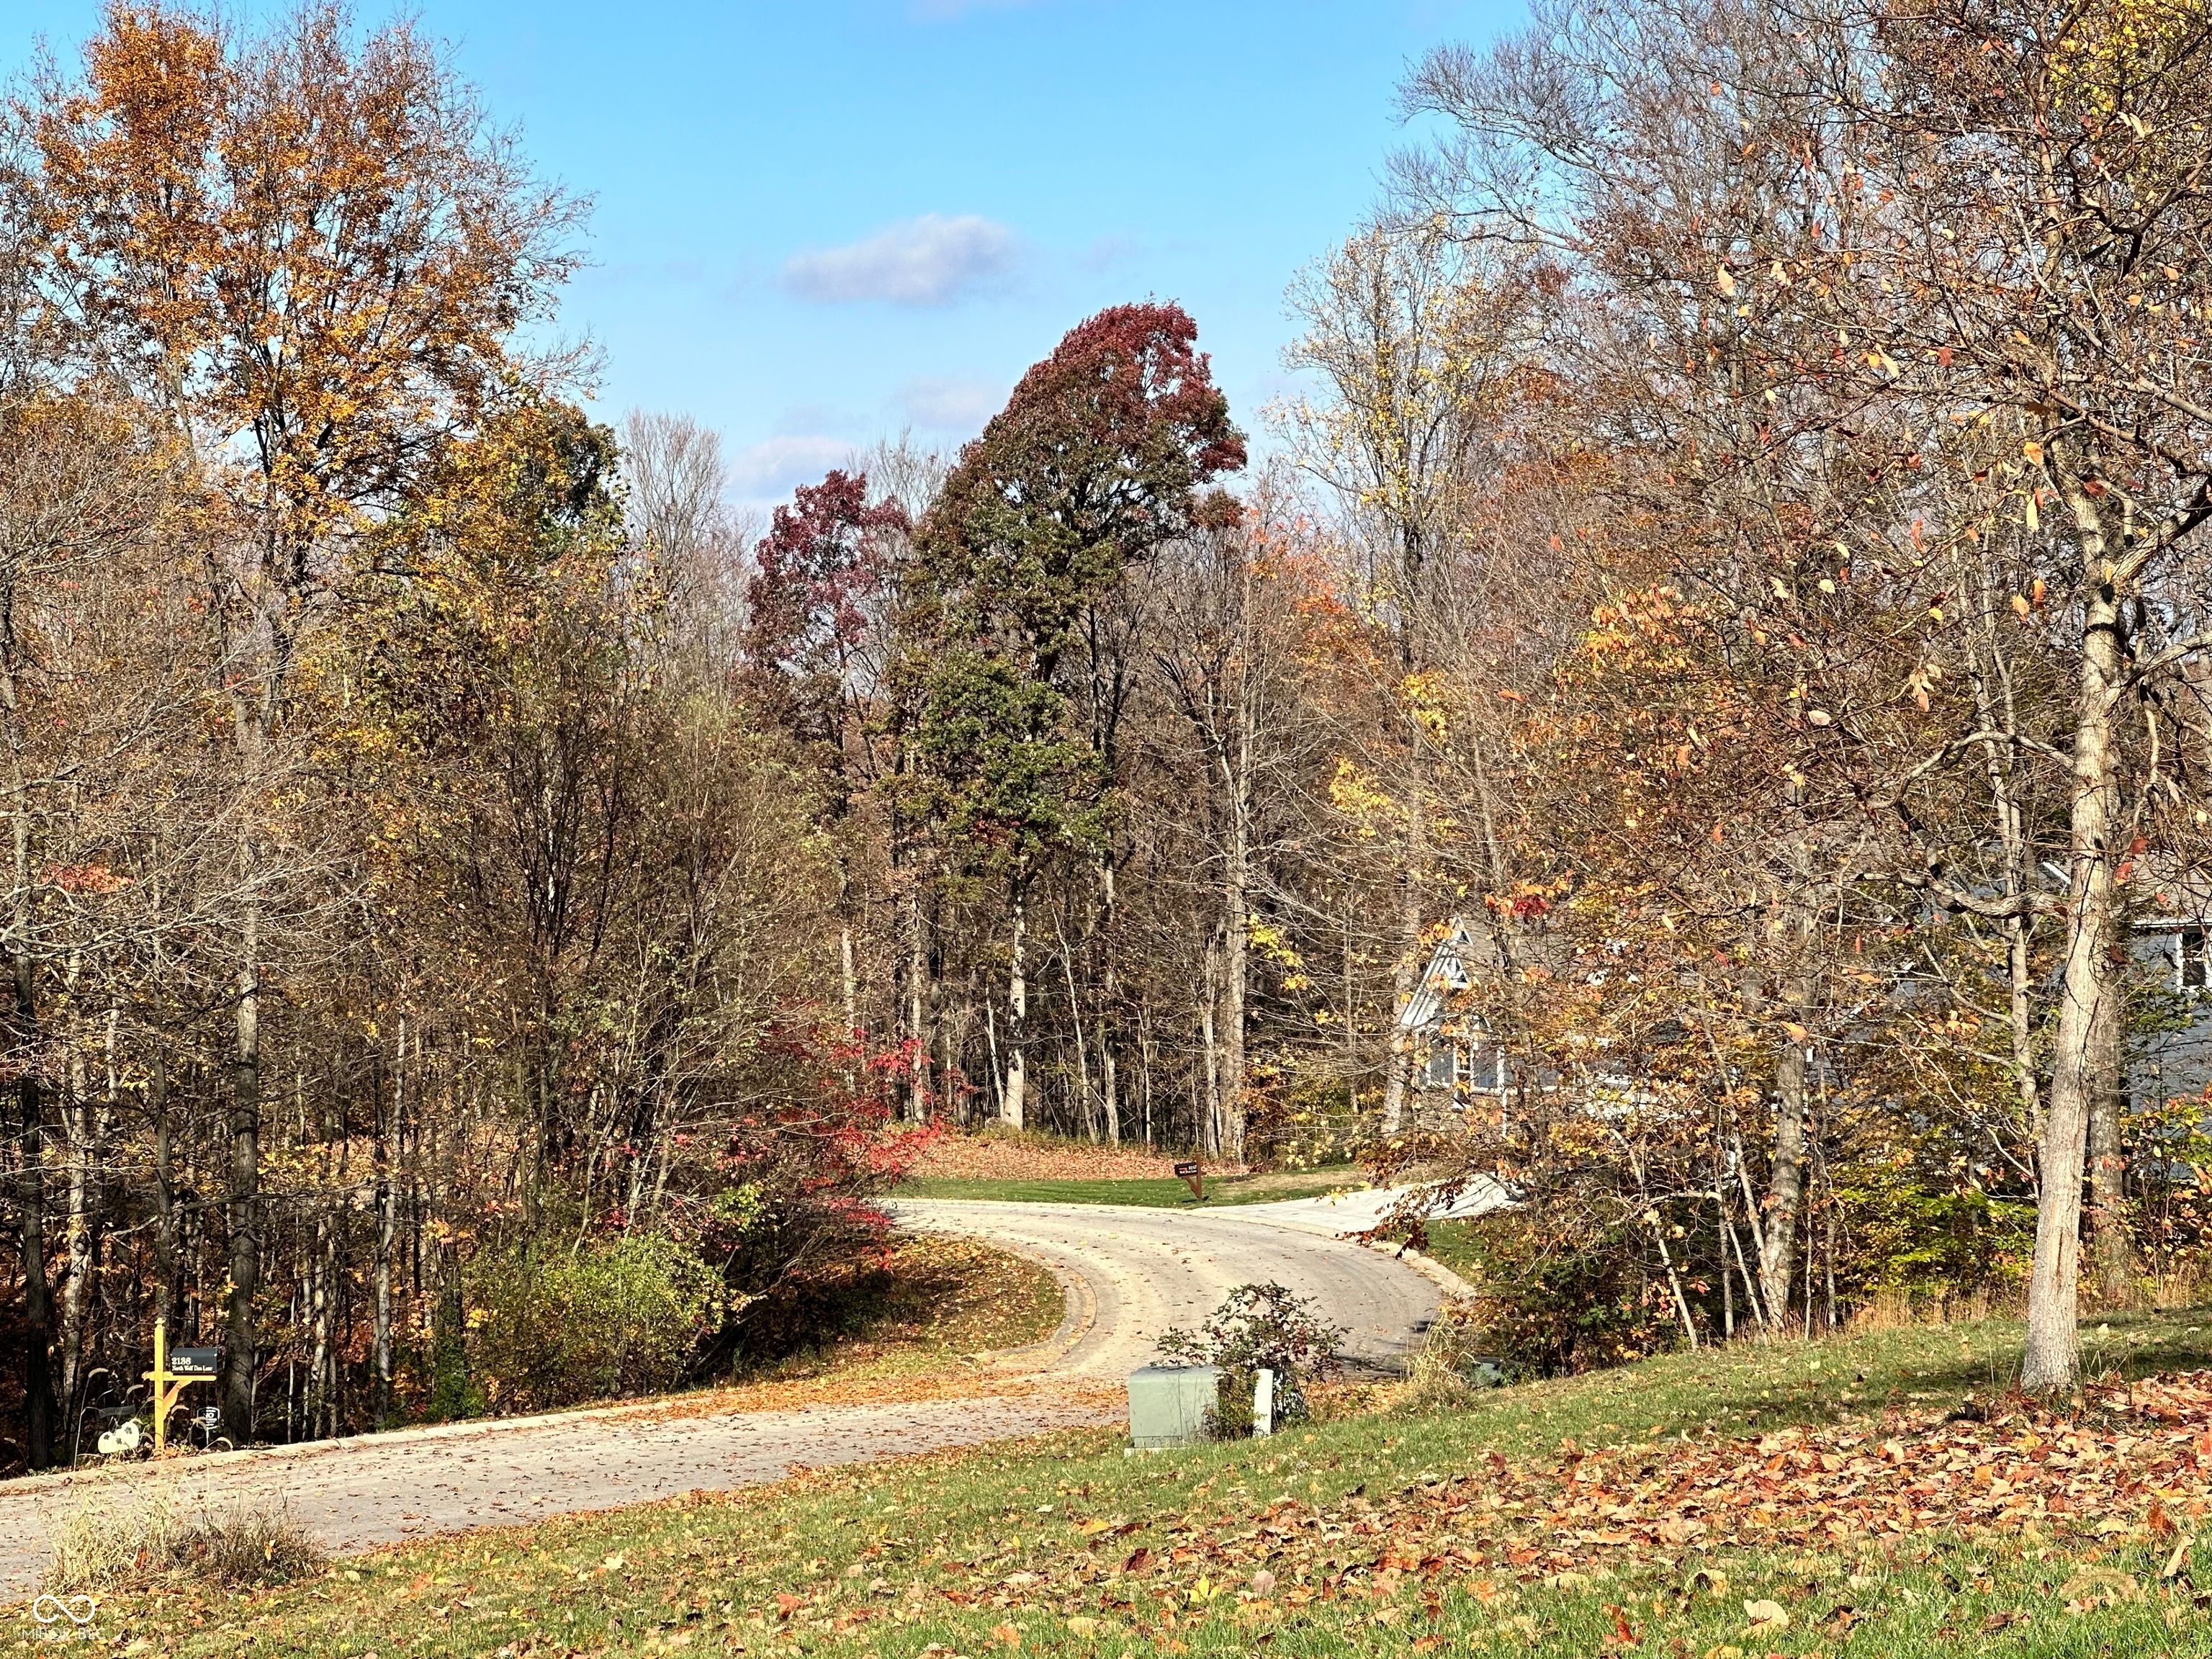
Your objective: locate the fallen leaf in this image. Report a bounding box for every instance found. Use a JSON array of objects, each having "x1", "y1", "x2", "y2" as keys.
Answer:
[
  {"x1": 2058, "y1": 1568, "x2": 2141, "y2": 1606},
  {"x1": 1743, "y1": 1599, "x2": 1790, "y2": 1632}
]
